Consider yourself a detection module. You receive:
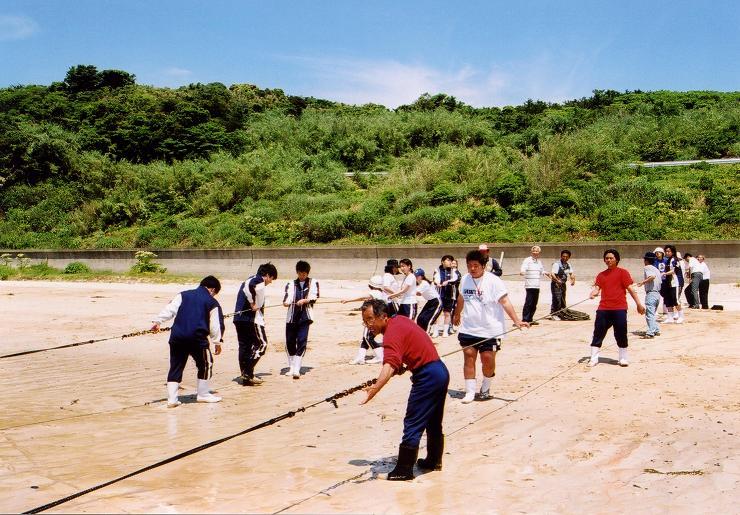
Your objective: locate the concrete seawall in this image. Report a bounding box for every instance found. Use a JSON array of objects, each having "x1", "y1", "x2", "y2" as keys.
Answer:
[{"x1": 3, "y1": 240, "x2": 737, "y2": 283}]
